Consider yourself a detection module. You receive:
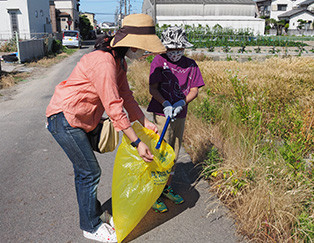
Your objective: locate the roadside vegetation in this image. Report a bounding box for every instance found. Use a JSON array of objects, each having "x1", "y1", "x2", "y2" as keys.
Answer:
[
  {"x1": 0, "y1": 39, "x2": 77, "y2": 89},
  {"x1": 128, "y1": 56, "x2": 314, "y2": 242},
  {"x1": 157, "y1": 25, "x2": 311, "y2": 48}
]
